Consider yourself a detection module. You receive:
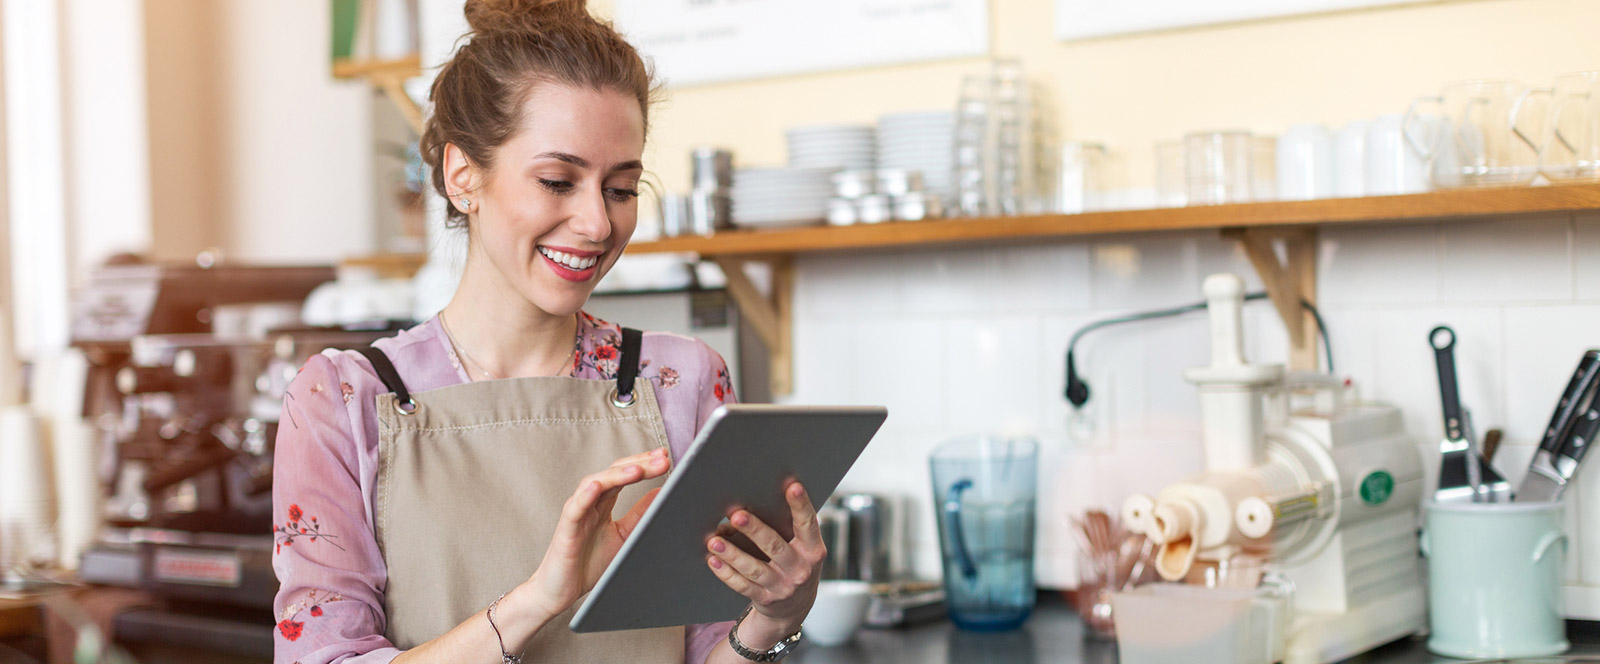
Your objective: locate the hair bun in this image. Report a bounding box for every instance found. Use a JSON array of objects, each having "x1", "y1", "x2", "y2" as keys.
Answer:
[{"x1": 464, "y1": 0, "x2": 587, "y2": 39}]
